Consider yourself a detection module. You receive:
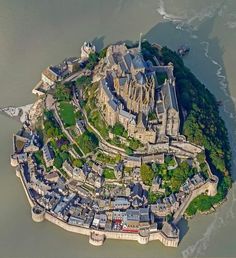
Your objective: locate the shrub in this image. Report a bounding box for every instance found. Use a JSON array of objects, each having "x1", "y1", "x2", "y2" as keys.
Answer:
[
  {"x1": 140, "y1": 164, "x2": 154, "y2": 186},
  {"x1": 112, "y1": 122, "x2": 125, "y2": 136},
  {"x1": 77, "y1": 131, "x2": 98, "y2": 154}
]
